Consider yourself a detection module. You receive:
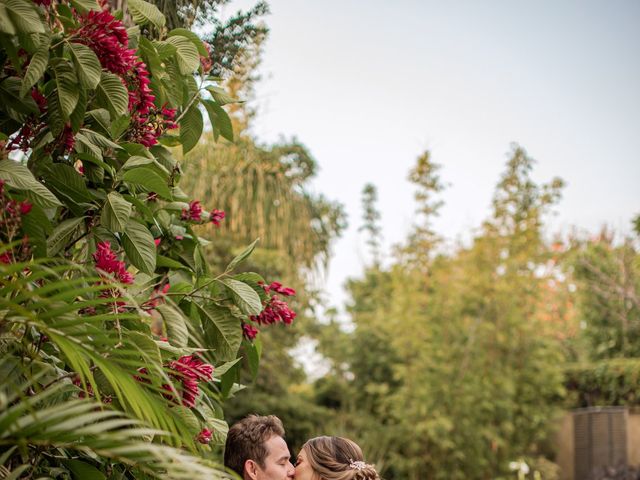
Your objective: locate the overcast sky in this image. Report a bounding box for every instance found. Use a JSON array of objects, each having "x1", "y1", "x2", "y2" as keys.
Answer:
[{"x1": 226, "y1": 0, "x2": 640, "y2": 314}]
